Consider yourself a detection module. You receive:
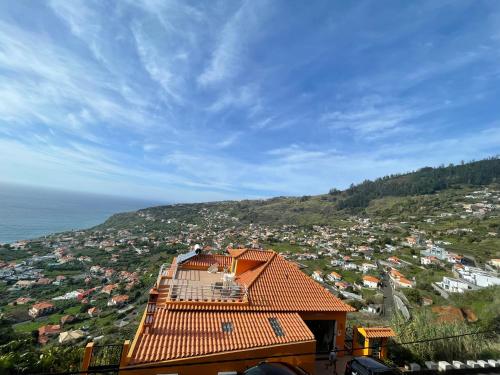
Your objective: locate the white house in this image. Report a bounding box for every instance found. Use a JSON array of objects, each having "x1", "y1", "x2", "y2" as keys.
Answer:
[
  {"x1": 362, "y1": 275, "x2": 380, "y2": 289},
  {"x1": 421, "y1": 246, "x2": 449, "y2": 260},
  {"x1": 311, "y1": 270, "x2": 324, "y2": 283},
  {"x1": 343, "y1": 263, "x2": 358, "y2": 271},
  {"x1": 327, "y1": 271, "x2": 342, "y2": 282},
  {"x1": 361, "y1": 263, "x2": 377, "y2": 273},
  {"x1": 437, "y1": 277, "x2": 479, "y2": 293}
]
